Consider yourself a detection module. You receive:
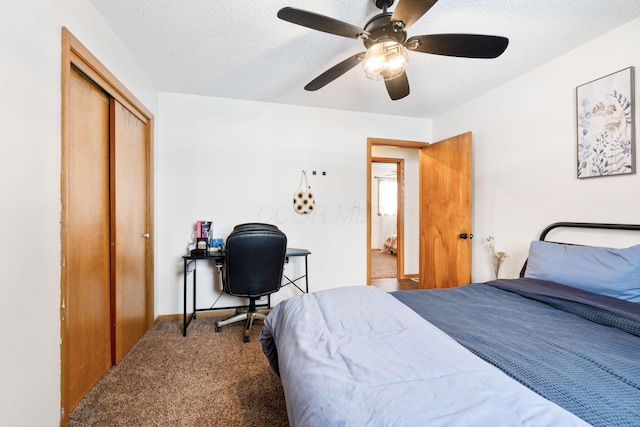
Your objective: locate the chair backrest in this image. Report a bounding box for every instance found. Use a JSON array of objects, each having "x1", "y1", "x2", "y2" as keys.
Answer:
[
  {"x1": 233, "y1": 222, "x2": 279, "y2": 231},
  {"x1": 223, "y1": 224, "x2": 287, "y2": 298}
]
